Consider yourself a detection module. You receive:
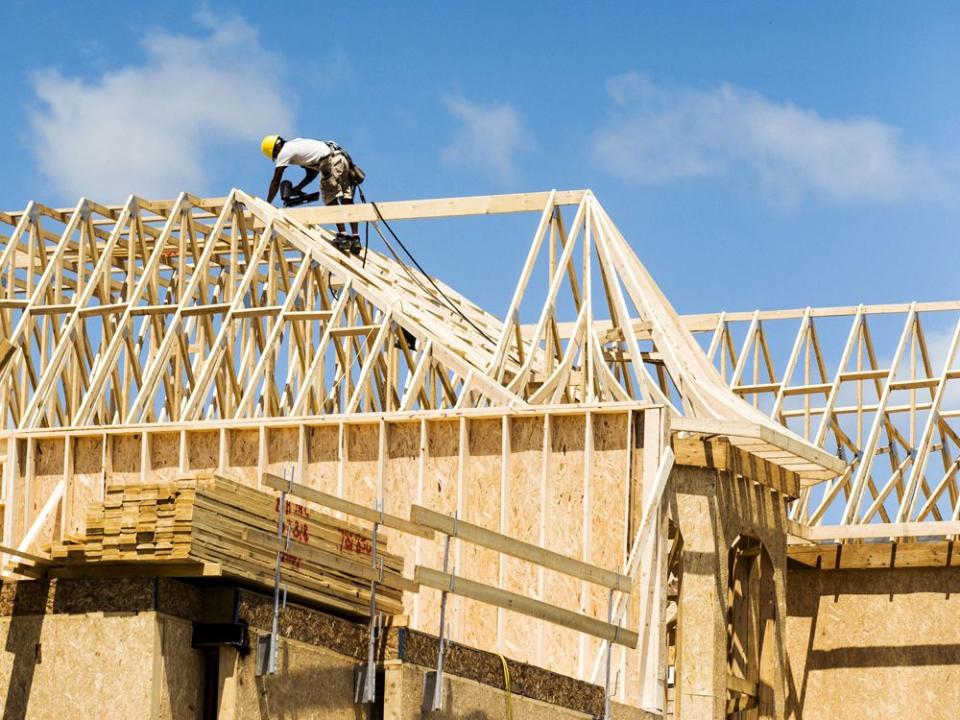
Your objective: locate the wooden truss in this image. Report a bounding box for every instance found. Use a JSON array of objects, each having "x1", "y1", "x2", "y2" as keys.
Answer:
[
  {"x1": 664, "y1": 303, "x2": 960, "y2": 530},
  {"x1": 0, "y1": 190, "x2": 831, "y2": 472},
  {"x1": 6, "y1": 187, "x2": 951, "y2": 534}
]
